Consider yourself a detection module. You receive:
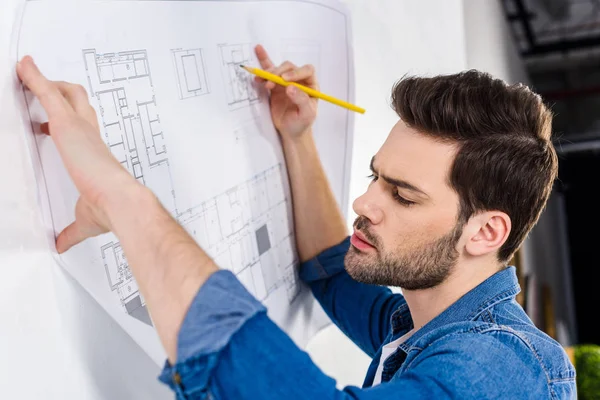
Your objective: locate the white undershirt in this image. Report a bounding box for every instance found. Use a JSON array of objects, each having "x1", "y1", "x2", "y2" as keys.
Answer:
[{"x1": 372, "y1": 329, "x2": 415, "y2": 386}]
